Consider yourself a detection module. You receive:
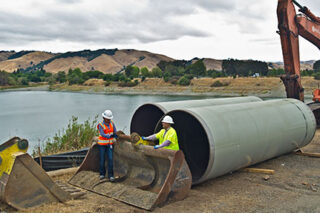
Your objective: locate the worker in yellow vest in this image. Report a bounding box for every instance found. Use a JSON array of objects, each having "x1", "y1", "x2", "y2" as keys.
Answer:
[
  {"x1": 142, "y1": 115, "x2": 179, "y2": 150},
  {"x1": 97, "y1": 109, "x2": 118, "y2": 181}
]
